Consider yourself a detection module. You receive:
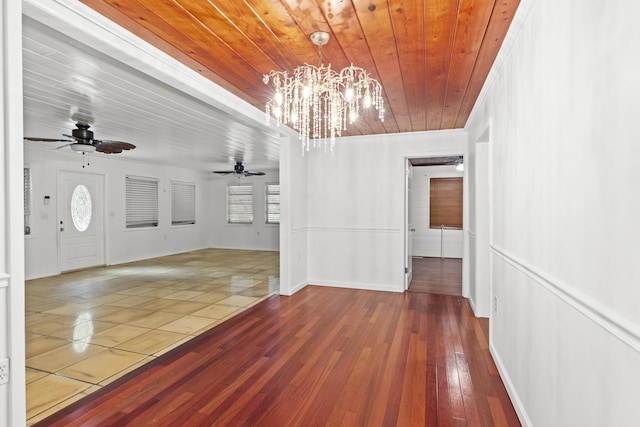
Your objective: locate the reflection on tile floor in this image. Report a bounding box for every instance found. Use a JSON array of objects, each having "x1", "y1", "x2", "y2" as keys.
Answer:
[{"x1": 25, "y1": 248, "x2": 279, "y2": 425}]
